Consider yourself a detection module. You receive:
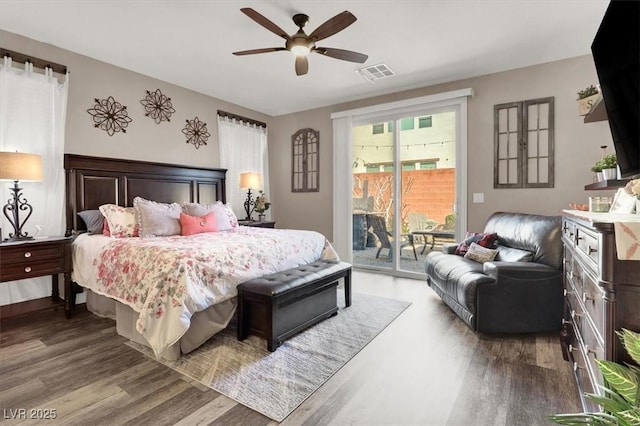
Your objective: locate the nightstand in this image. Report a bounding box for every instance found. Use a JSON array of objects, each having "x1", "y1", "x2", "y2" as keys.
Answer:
[
  {"x1": 0, "y1": 236, "x2": 72, "y2": 319},
  {"x1": 238, "y1": 220, "x2": 276, "y2": 228}
]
